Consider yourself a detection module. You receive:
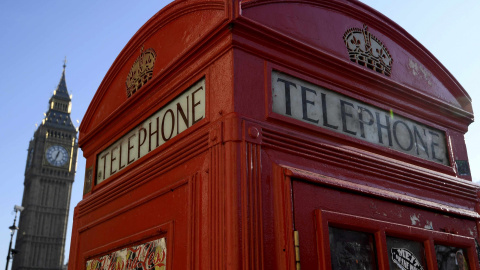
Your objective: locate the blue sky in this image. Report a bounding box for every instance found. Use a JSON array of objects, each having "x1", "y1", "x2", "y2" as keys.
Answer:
[{"x1": 0, "y1": 0, "x2": 479, "y2": 267}]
